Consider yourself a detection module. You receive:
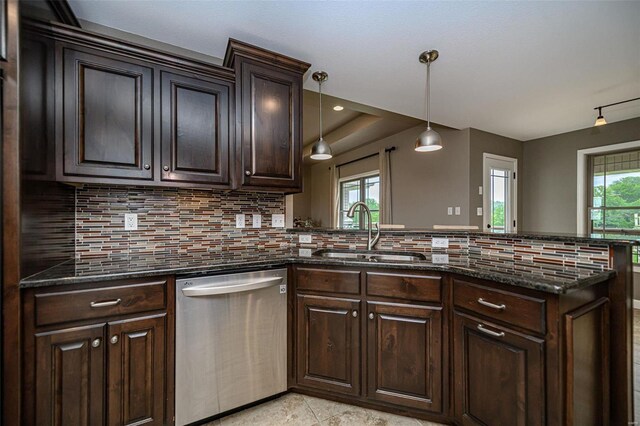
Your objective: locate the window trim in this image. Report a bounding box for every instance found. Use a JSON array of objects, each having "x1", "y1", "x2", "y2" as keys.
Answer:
[{"x1": 337, "y1": 170, "x2": 380, "y2": 229}]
